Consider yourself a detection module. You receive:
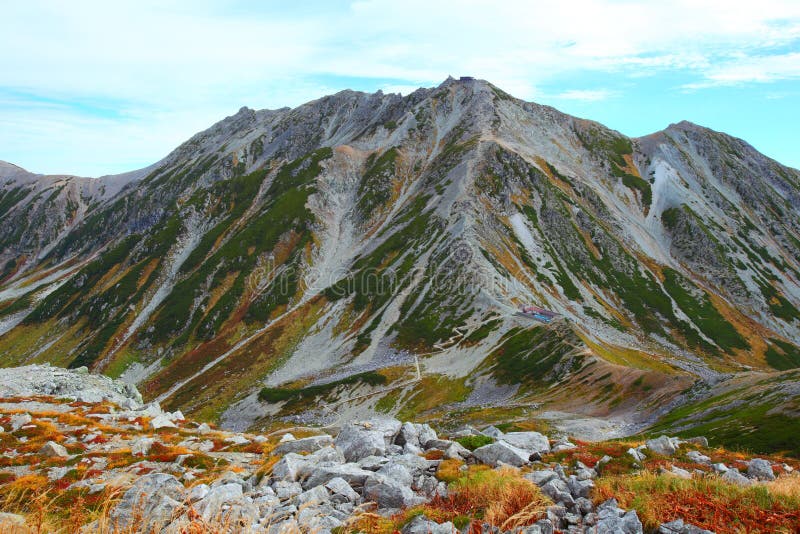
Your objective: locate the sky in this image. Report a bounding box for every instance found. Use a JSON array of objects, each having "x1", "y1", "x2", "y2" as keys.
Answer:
[{"x1": 1, "y1": 0, "x2": 799, "y2": 176}]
